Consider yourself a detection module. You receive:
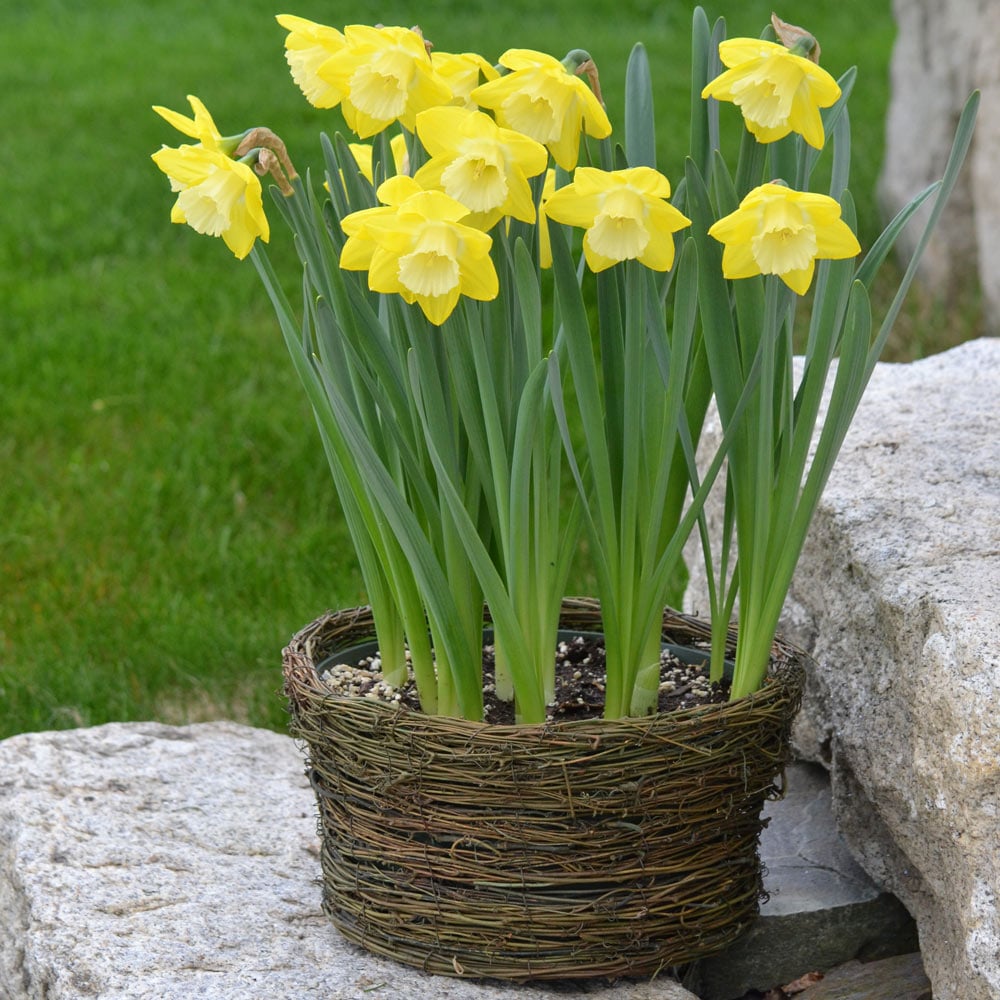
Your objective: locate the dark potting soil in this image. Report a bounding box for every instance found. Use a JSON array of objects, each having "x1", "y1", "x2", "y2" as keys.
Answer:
[{"x1": 318, "y1": 633, "x2": 730, "y2": 723}]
